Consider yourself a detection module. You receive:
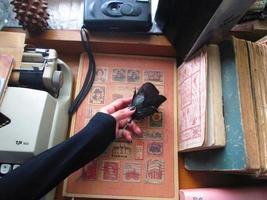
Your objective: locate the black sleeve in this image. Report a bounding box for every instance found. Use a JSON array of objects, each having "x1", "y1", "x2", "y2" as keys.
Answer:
[{"x1": 0, "y1": 112, "x2": 116, "y2": 200}]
